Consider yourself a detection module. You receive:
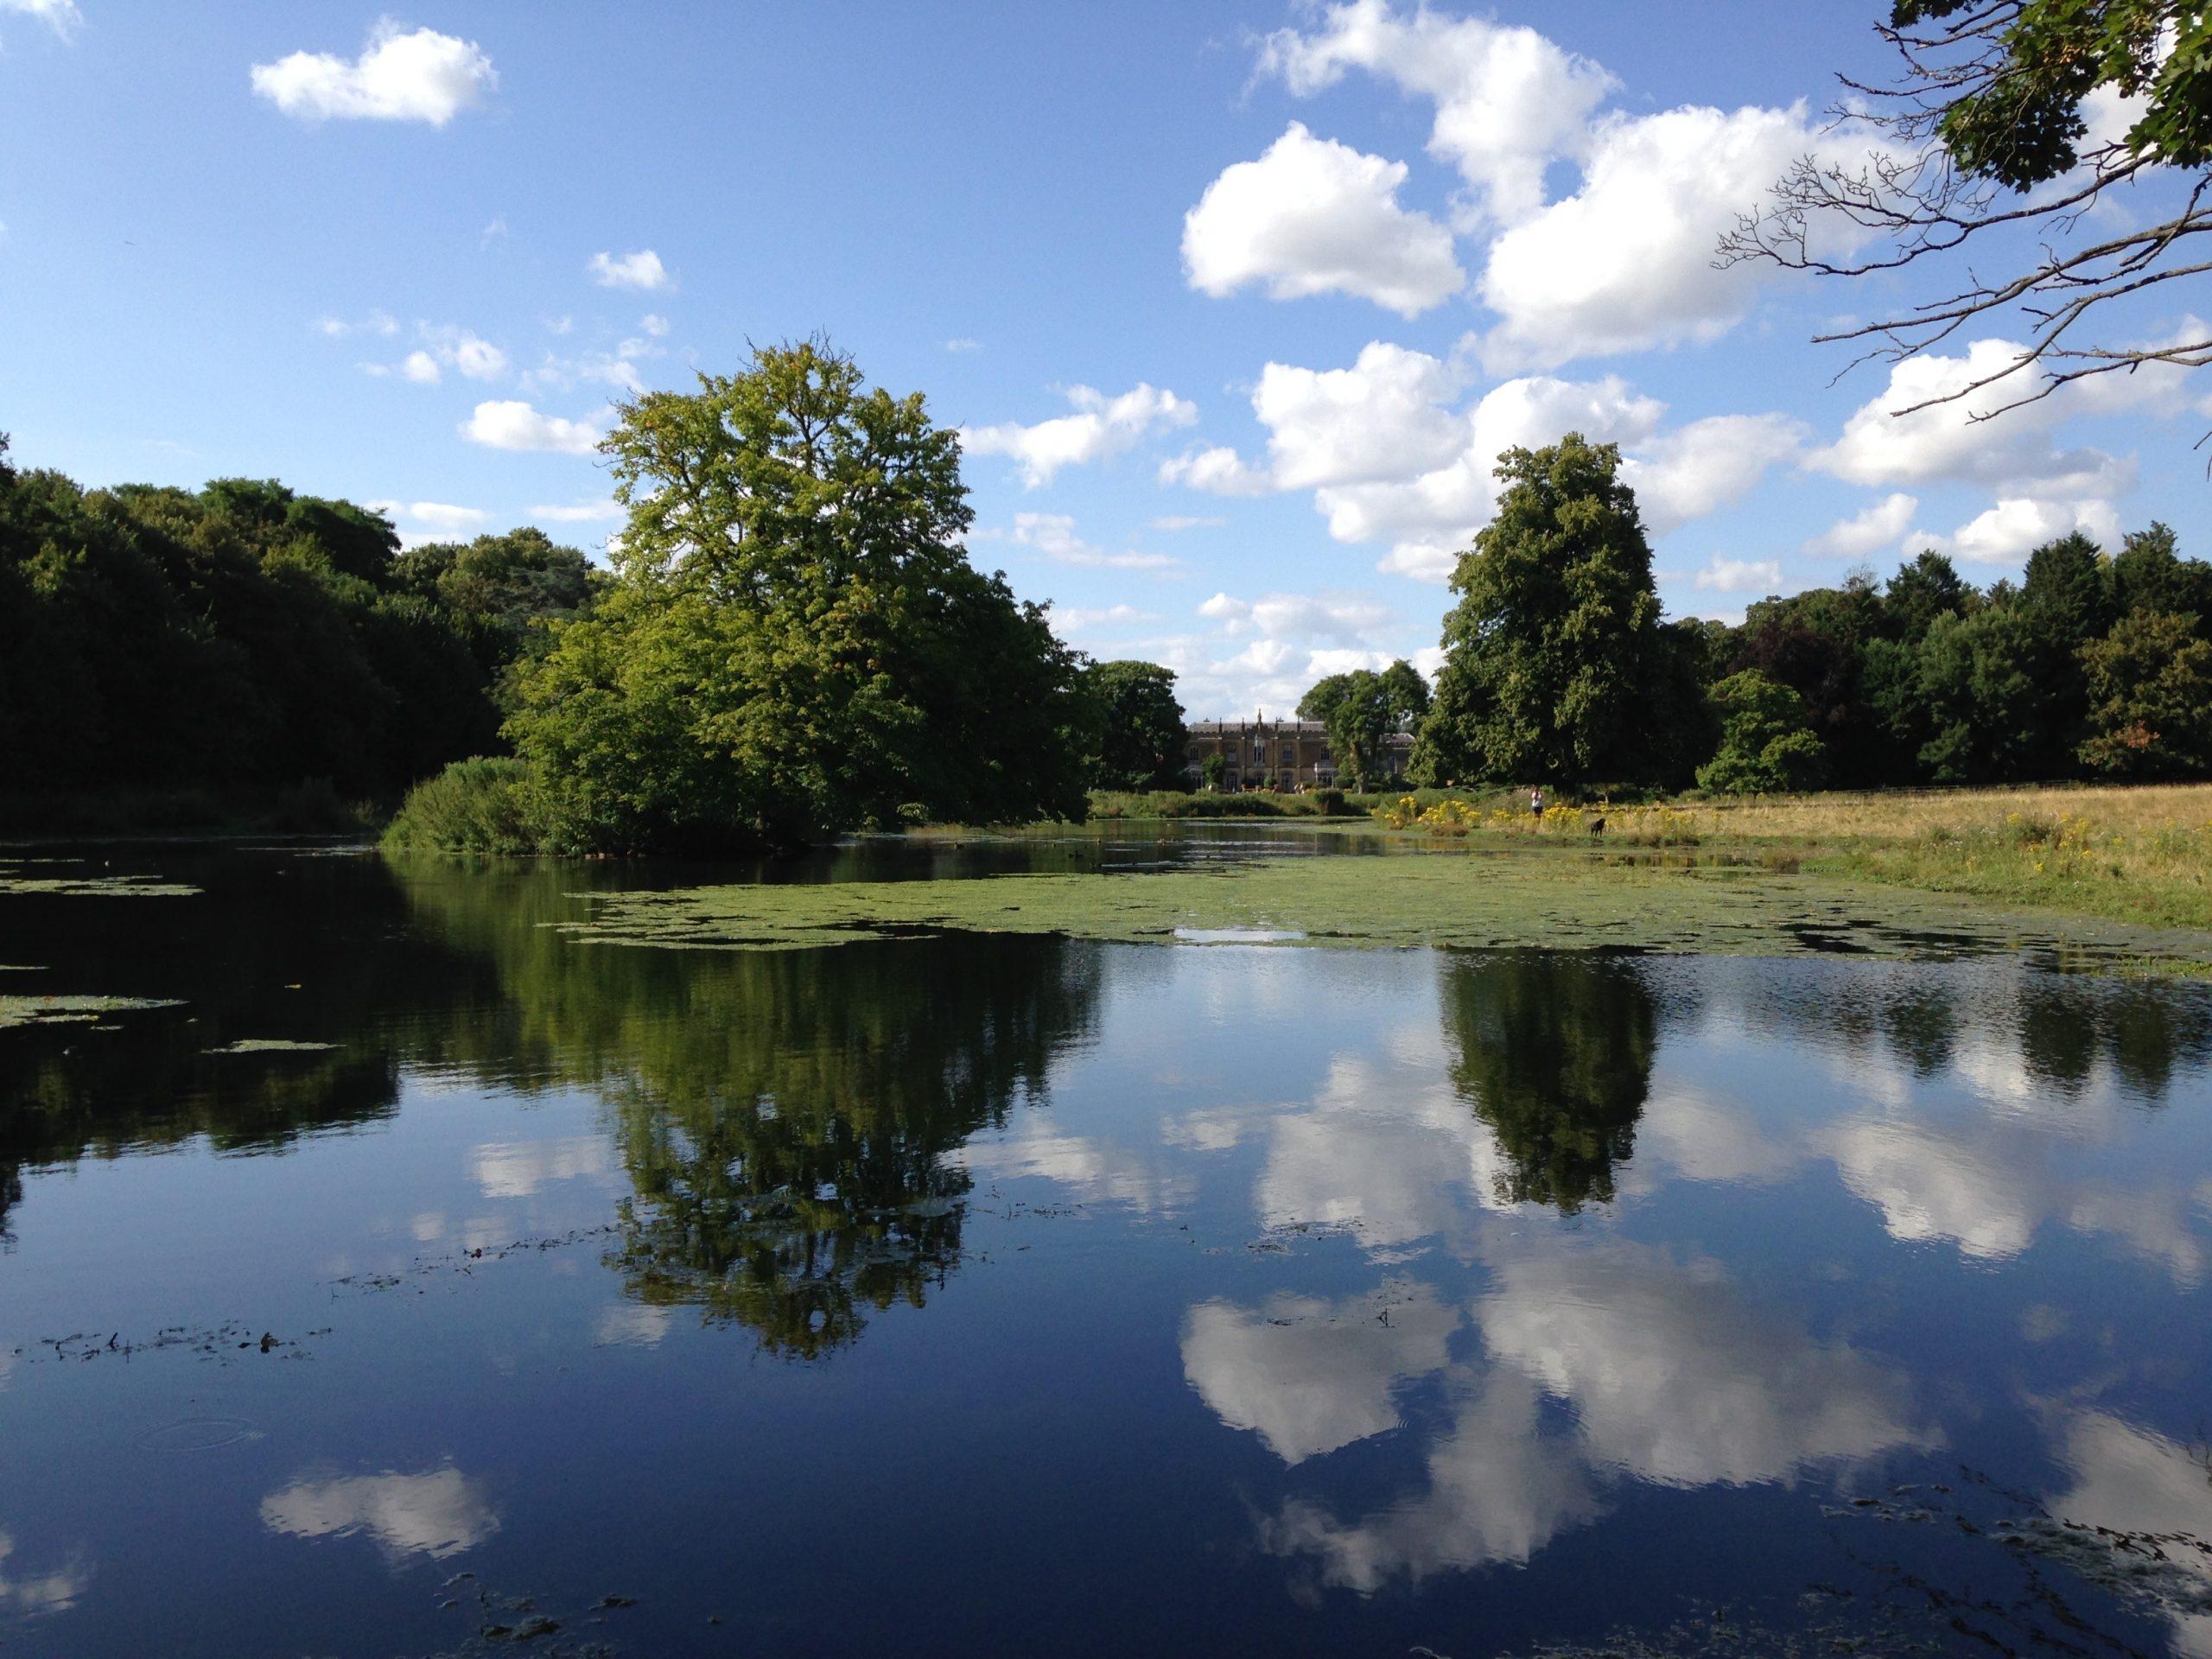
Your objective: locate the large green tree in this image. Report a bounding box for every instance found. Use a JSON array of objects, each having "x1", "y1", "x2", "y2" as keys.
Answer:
[
  {"x1": 2079, "y1": 610, "x2": 2212, "y2": 777},
  {"x1": 1412, "y1": 435, "x2": 1665, "y2": 788},
  {"x1": 504, "y1": 341, "x2": 1091, "y2": 853},
  {"x1": 1695, "y1": 671, "x2": 1827, "y2": 794},
  {"x1": 1082, "y1": 659, "x2": 1189, "y2": 791}
]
